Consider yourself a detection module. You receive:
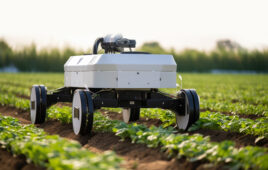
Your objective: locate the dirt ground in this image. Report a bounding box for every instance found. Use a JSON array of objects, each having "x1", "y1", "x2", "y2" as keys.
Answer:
[{"x1": 0, "y1": 148, "x2": 45, "y2": 170}]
